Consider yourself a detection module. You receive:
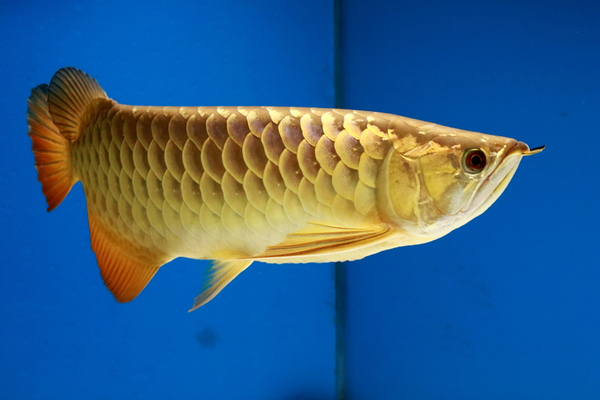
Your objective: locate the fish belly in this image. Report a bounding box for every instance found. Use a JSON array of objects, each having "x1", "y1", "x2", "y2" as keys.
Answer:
[{"x1": 72, "y1": 104, "x2": 396, "y2": 263}]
